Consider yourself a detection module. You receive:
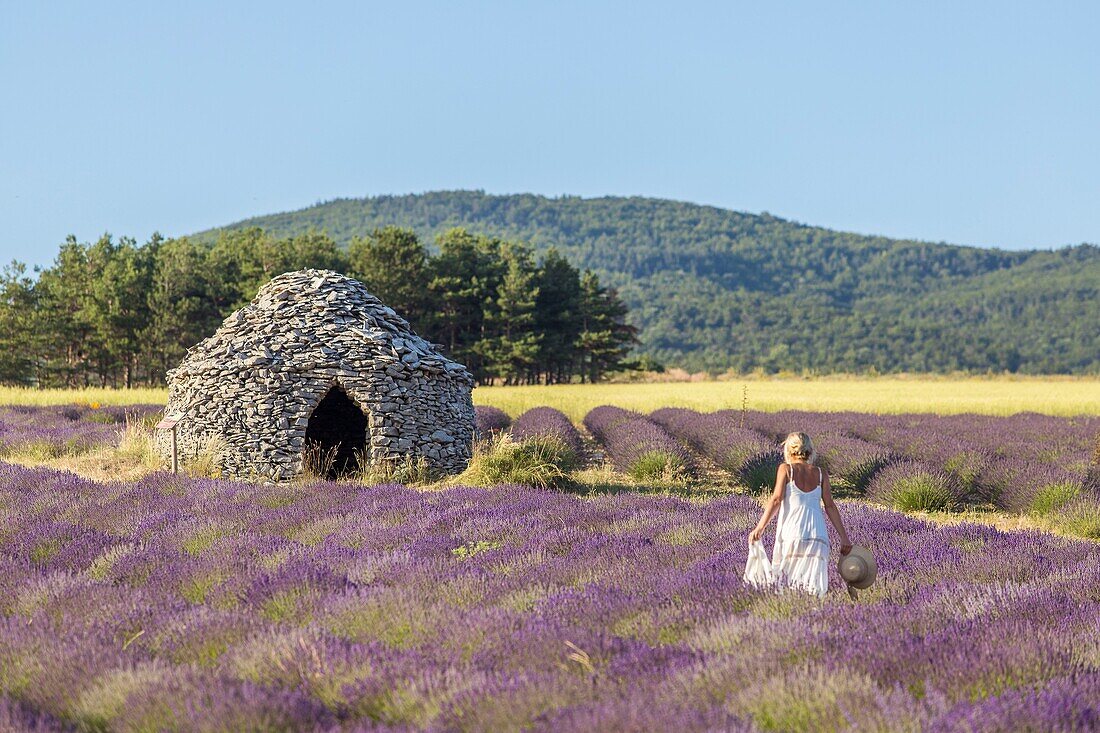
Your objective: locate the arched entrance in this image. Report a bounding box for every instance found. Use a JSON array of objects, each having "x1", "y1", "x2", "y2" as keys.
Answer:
[{"x1": 303, "y1": 385, "x2": 368, "y2": 478}]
